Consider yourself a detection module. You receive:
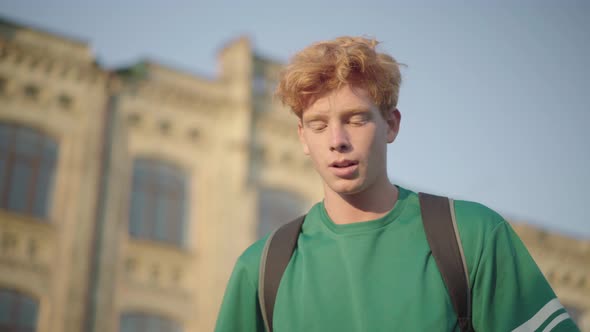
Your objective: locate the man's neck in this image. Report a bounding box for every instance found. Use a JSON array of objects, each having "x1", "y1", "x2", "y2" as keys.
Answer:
[{"x1": 323, "y1": 178, "x2": 399, "y2": 225}]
